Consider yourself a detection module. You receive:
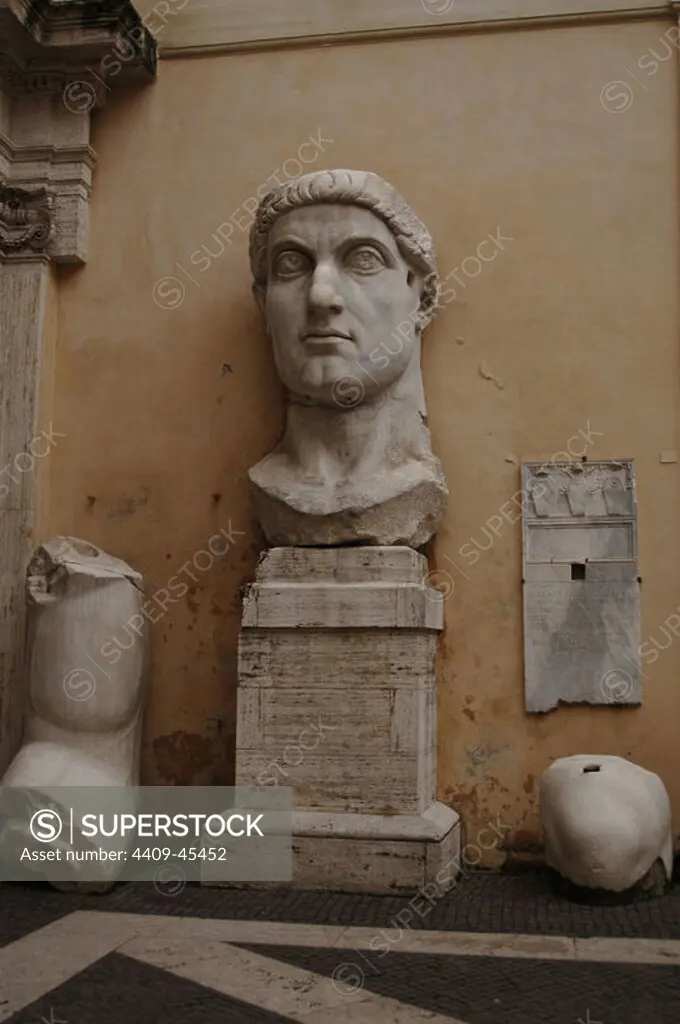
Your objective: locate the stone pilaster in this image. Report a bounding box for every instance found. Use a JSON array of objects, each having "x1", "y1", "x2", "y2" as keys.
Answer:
[
  {"x1": 0, "y1": 0, "x2": 156, "y2": 774},
  {"x1": 0, "y1": 244, "x2": 53, "y2": 766}
]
